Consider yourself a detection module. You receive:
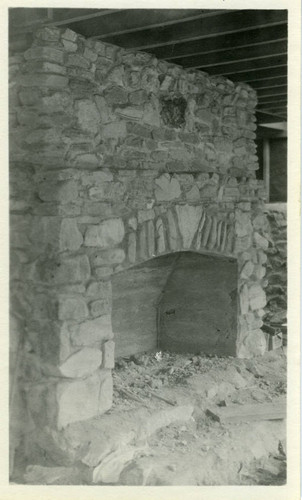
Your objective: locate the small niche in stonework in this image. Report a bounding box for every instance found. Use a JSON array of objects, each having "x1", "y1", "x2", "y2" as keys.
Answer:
[{"x1": 160, "y1": 96, "x2": 187, "y2": 128}]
